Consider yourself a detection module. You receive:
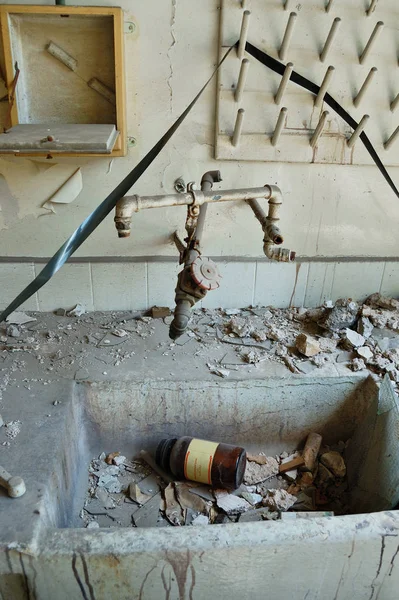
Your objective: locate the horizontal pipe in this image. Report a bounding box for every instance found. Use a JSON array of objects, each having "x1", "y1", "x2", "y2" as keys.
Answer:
[
  {"x1": 237, "y1": 10, "x2": 251, "y2": 61},
  {"x1": 271, "y1": 107, "x2": 287, "y2": 146},
  {"x1": 354, "y1": 67, "x2": 377, "y2": 108},
  {"x1": 347, "y1": 114, "x2": 369, "y2": 148},
  {"x1": 314, "y1": 66, "x2": 334, "y2": 107},
  {"x1": 320, "y1": 17, "x2": 341, "y2": 63},
  {"x1": 360, "y1": 21, "x2": 384, "y2": 64},
  {"x1": 279, "y1": 12, "x2": 297, "y2": 61},
  {"x1": 275, "y1": 62, "x2": 293, "y2": 104},
  {"x1": 384, "y1": 126, "x2": 399, "y2": 151},
  {"x1": 235, "y1": 58, "x2": 250, "y2": 103}
]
